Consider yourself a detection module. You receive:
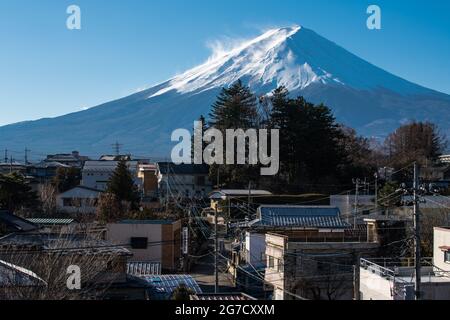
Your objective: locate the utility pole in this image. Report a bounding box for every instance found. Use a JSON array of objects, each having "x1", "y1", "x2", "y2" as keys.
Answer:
[
  {"x1": 112, "y1": 141, "x2": 122, "y2": 156},
  {"x1": 353, "y1": 253, "x2": 361, "y2": 300},
  {"x1": 374, "y1": 173, "x2": 378, "y2": 212},
  {"x1": 24, "y1": 148, "x2": 30, "y2": 165},
  {"x1": 413, "y1": 162, "x2": 421, "y2": 300},
  {"x1": 166, "y1": 162, "x2": 170, "y2": 213},
  {"x1": 214, "y1": 204, "x2": 219, "y2": 293},
  {"x1": 247, "y1": 181, "x2": 252, "y2": 221},
  {"x1": 353, "y1": 178, "x2": 360, "y2": 229}
]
